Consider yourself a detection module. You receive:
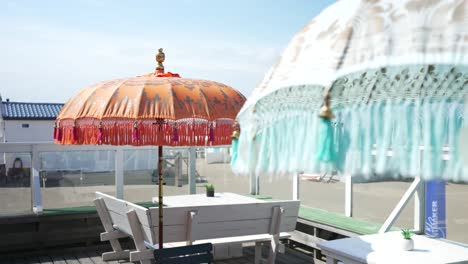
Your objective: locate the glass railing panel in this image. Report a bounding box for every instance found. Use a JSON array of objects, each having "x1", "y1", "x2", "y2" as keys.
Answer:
[
  {"x1": 445, "y1": 182, "x2": 468, "y2": 244},
  {"x1": 259, "y1": 174, "x2": 293, "y2": 200},
  {"x1": 123, "y1": 148, "x2": 190, "y2": 203},
  {"x1": 195, "y1": 147, "x2": 249, "y2": 195},
  {"x1": 39, "y1": 150, "x2": 116, "y2": 209},
  {"x1": 353, "y1": 180, "x2": 413, "y2": 228},
  {"x1": 299, "y1": 175, "x2": 345, "y2": 214},
  {"x1": 0, "y1": 152, "x2": 32, "y2": 215},
  {"x1": 392, "y1": 195, "x2": 415, "y2": 230}
]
